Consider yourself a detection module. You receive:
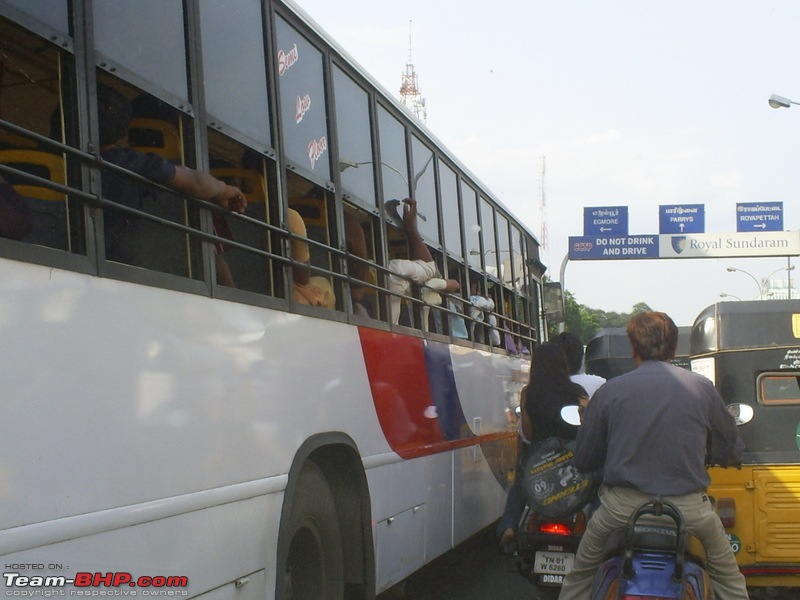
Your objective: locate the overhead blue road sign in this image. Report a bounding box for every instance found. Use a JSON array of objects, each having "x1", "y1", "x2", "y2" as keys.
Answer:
[
  {"x1": 583, "y1": 206, "x2": 628, "y2": 236},
  {"x1": 568, "y1": 235, "x2": 659, "y2": 260},
  {"x1": 736, "y1": 202, "x2": 783, "y2": 232},
  {"x1": 659, "y1": 204, "x2": 705, "y2": 234}
]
